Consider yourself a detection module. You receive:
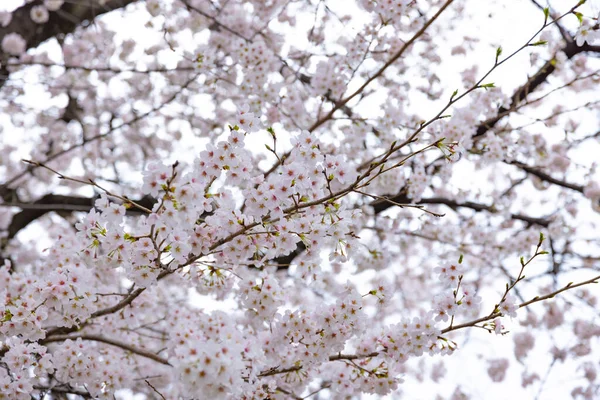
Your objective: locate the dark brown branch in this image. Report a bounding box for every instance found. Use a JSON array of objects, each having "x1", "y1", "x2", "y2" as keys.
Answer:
[
  {"x1": 271, "y1": 193, "x2": 551, "y2": 271},
  {"x1": 45, "y1": 269, "x2": 173, "y2": 339},
  {"x1": 0, "y1": 0, "x2": 141, "y2": 89},
  {"x1": 307, "y1": 0, "x2": 455, "y2": 134},
  {"x1": 511, "y1": 161, "x2": 585, "y2": 193},
  {"x1": 33, "y1": 385, "x2": 92, "y2": 398},
  {"x1": 8, "y1": 60, "x2": 194, "y2": 74},
  {"x1": 529, "y1": 0, "x2": 572, "y2": 44},
  {"x1": 474, "y1": 41, "x2": 600, "y2": 139},
  {"x1": 3, "y1": 194, "x2": 156, "y2": 241},
  {"x1": 258, "y1": 352, "x2": 380, "y2": 377},
  {"x1": 180, "y1": 0, "x2": 250, "y2": 42},
  {"x1": 41, "y1": 333, "x2": 171, "y2": 366},
  {"x1": 1, "y1": 73, "x2": 198, "y2": 192},
  {"x1": 370, "y1": 194, "x2": 552, "y2": 227},
  {"x1": 273, "y1": 242, "x2": 307, "y2": 270},
  {"x1": 262, "y1": 0, "x2": 456, "y2": 178}
]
